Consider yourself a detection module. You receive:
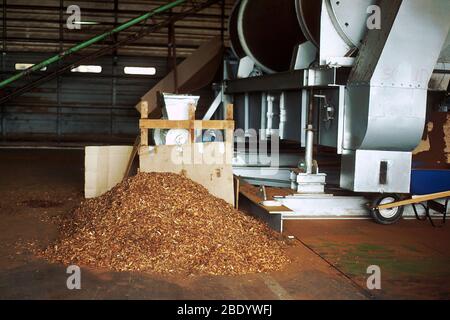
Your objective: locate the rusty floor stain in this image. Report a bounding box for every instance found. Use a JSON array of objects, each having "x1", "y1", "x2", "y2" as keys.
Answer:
[
  {"x1": 284, "y1": 220, "x2": 450, "y2": 300},
  {"x1": 1, "y1": 149, "x2": 449, "y2": 300}
]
